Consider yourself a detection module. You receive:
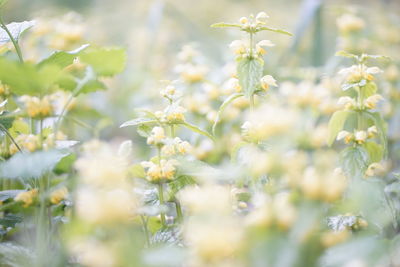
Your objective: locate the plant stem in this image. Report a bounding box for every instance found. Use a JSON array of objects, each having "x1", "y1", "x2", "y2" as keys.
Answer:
[
  {"x1": 0, "y1": 124, "x2": 22, "y2": 153},
  {"x1": 250, "y1": 94, "x2": 255, "y2": 109},
  {"x1": 140, "y1": 215, "x2": 151, "y2": 247},
  {"x1": 175, "y1": 200, "x2": 183, "y2": 223},
  {"x1": 0, "y1": 15, "x2": 23, "y2": 62},
  {"x1": 158, "y1": 182, "x2": 166, "y2": 226},
  {"x1": 39, "y1": 119, "x2": 44, "y2": 149}
]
